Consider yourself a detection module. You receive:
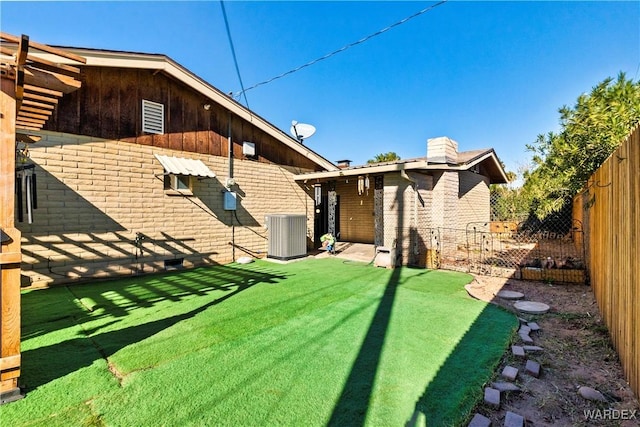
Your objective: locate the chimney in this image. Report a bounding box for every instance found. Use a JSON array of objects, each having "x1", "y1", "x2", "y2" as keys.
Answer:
[
  {"x1": 427, "y1": 137, "x2": 458, "y2": 164},
  {"x1": 336, "y1": 159, "x2": 352, "y2": 169}
]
